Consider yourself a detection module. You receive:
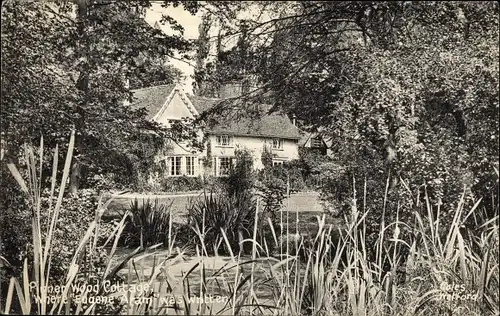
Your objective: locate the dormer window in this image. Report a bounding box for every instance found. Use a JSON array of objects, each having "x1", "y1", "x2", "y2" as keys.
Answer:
[
  {"x1": 216, "y1": 135, "x2": 233, "y2": 147},
  {"x1": 272, "y1": 138, "x2": 283, "y2": 150}
]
